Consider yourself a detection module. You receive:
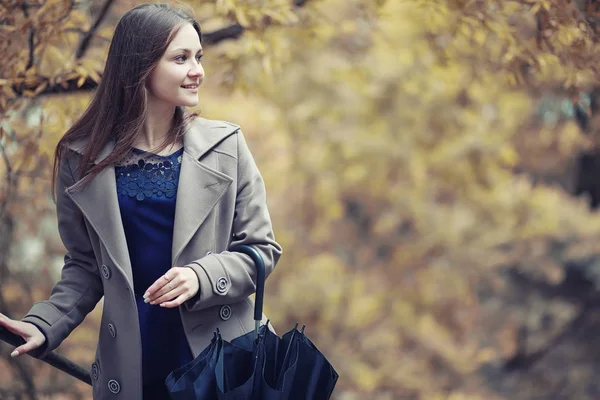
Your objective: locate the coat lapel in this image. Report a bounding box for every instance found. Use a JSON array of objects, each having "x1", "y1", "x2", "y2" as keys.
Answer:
[
  {"x1": 65, "y1": 141, "x2": 134, "y2": 286},
  {"x1": 62, "y1": 118, "x2": 239, "y2": 288},
  {"x1": 171, "y1": 119, "x2": 238, "y2": 265}
]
